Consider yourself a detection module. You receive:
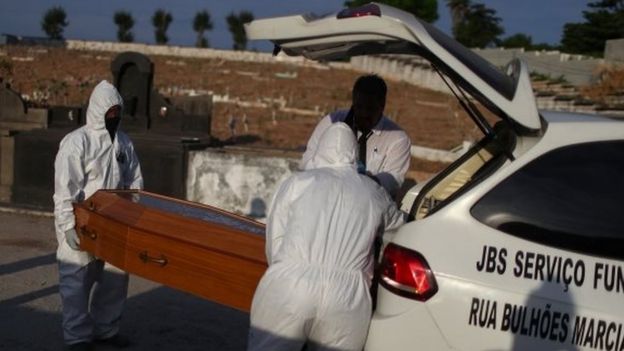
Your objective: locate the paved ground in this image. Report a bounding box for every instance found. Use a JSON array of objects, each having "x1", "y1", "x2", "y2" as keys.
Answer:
[{"x1": 0, "y1": 209, "x2": 249, "y2": 351}]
